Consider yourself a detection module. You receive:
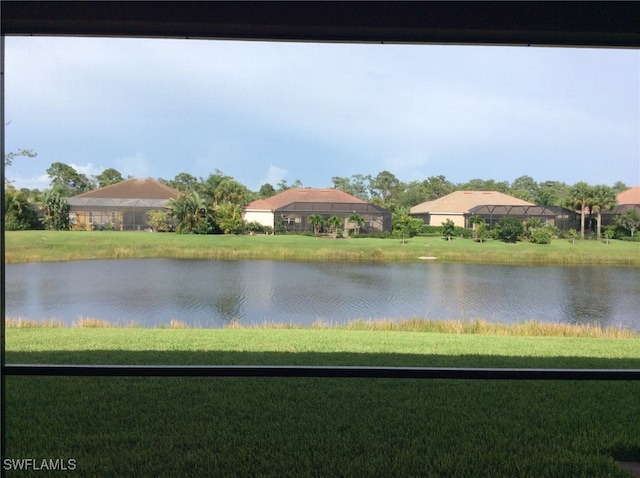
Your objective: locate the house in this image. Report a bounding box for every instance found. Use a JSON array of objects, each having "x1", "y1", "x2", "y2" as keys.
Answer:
[
  {"x1": 67, "y1": 178, "x2": 181, "y2": 231},
  {"x1": 410, "y1": 191, "x2": 574, "y2": 229},
  {"x1": 243, "y1": 188, "x2": 392, "y2": 233},
  {"x1": 602, "y1": 186, "x2": 640, "y2": 226}
]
